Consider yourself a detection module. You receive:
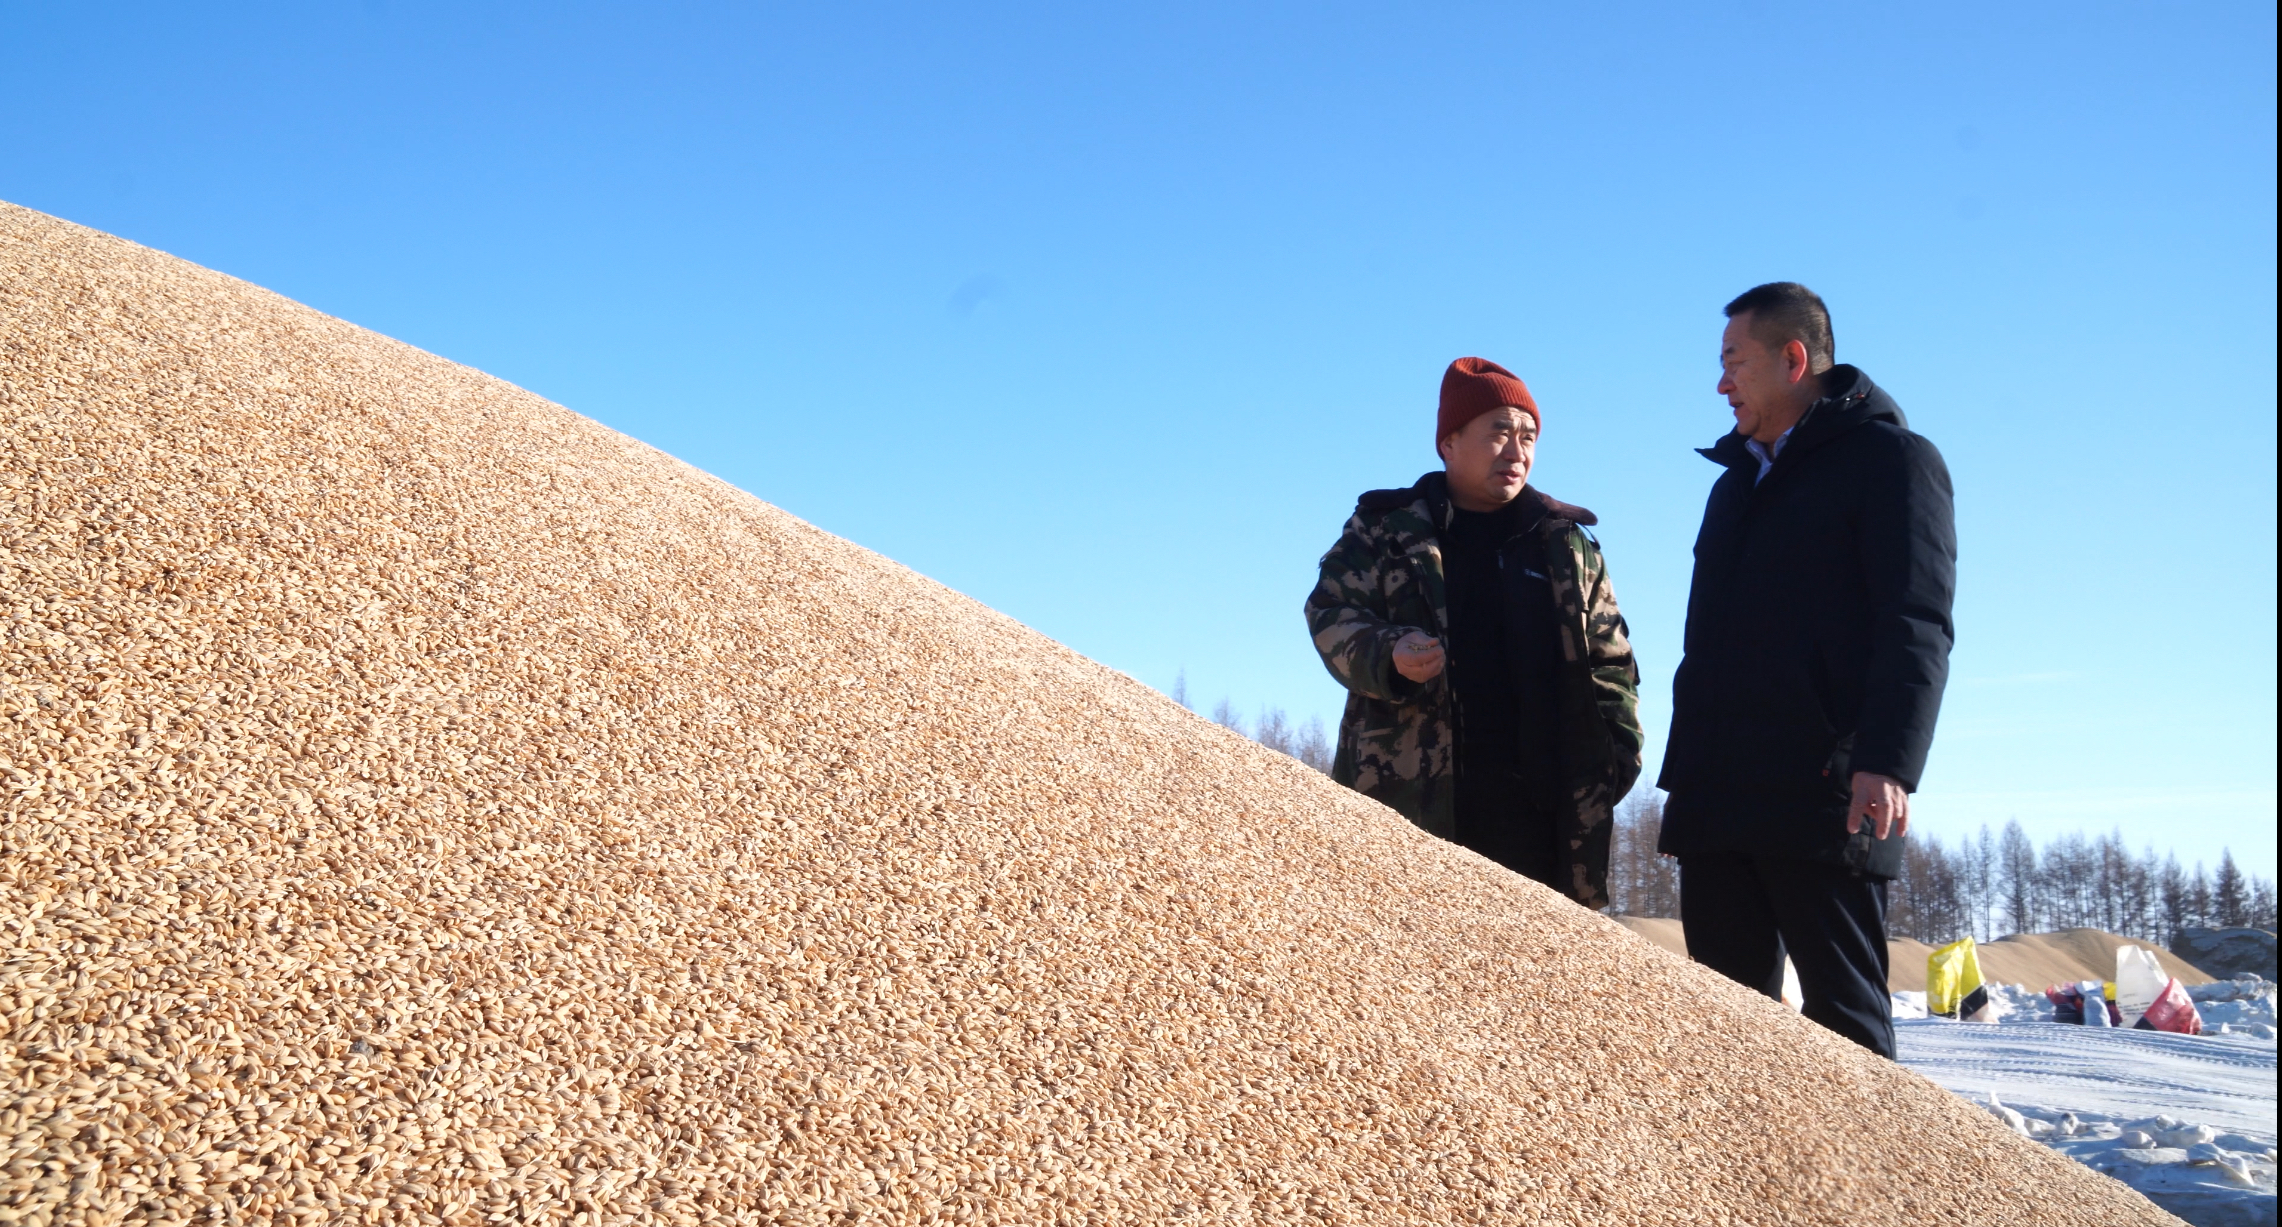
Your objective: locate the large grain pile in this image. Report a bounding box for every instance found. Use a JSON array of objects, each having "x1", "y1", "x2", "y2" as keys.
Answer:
[{"x1": 0, "y1": 200, "x2": 2176, "y2": 1226}]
